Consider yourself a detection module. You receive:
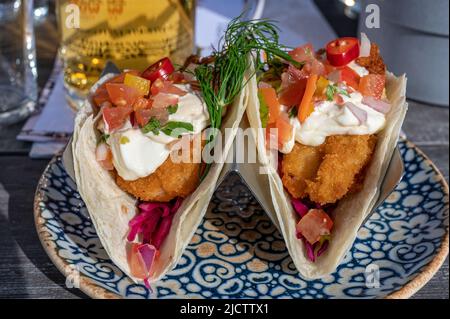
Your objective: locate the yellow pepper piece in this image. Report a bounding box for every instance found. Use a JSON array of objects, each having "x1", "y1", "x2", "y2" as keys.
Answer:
[
  {"x1": 315, "y1": 76, "x2": 329, "y2": 97},
  {"x1": 124, "y1": 73, "x2": 150, "y2": 96}
]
